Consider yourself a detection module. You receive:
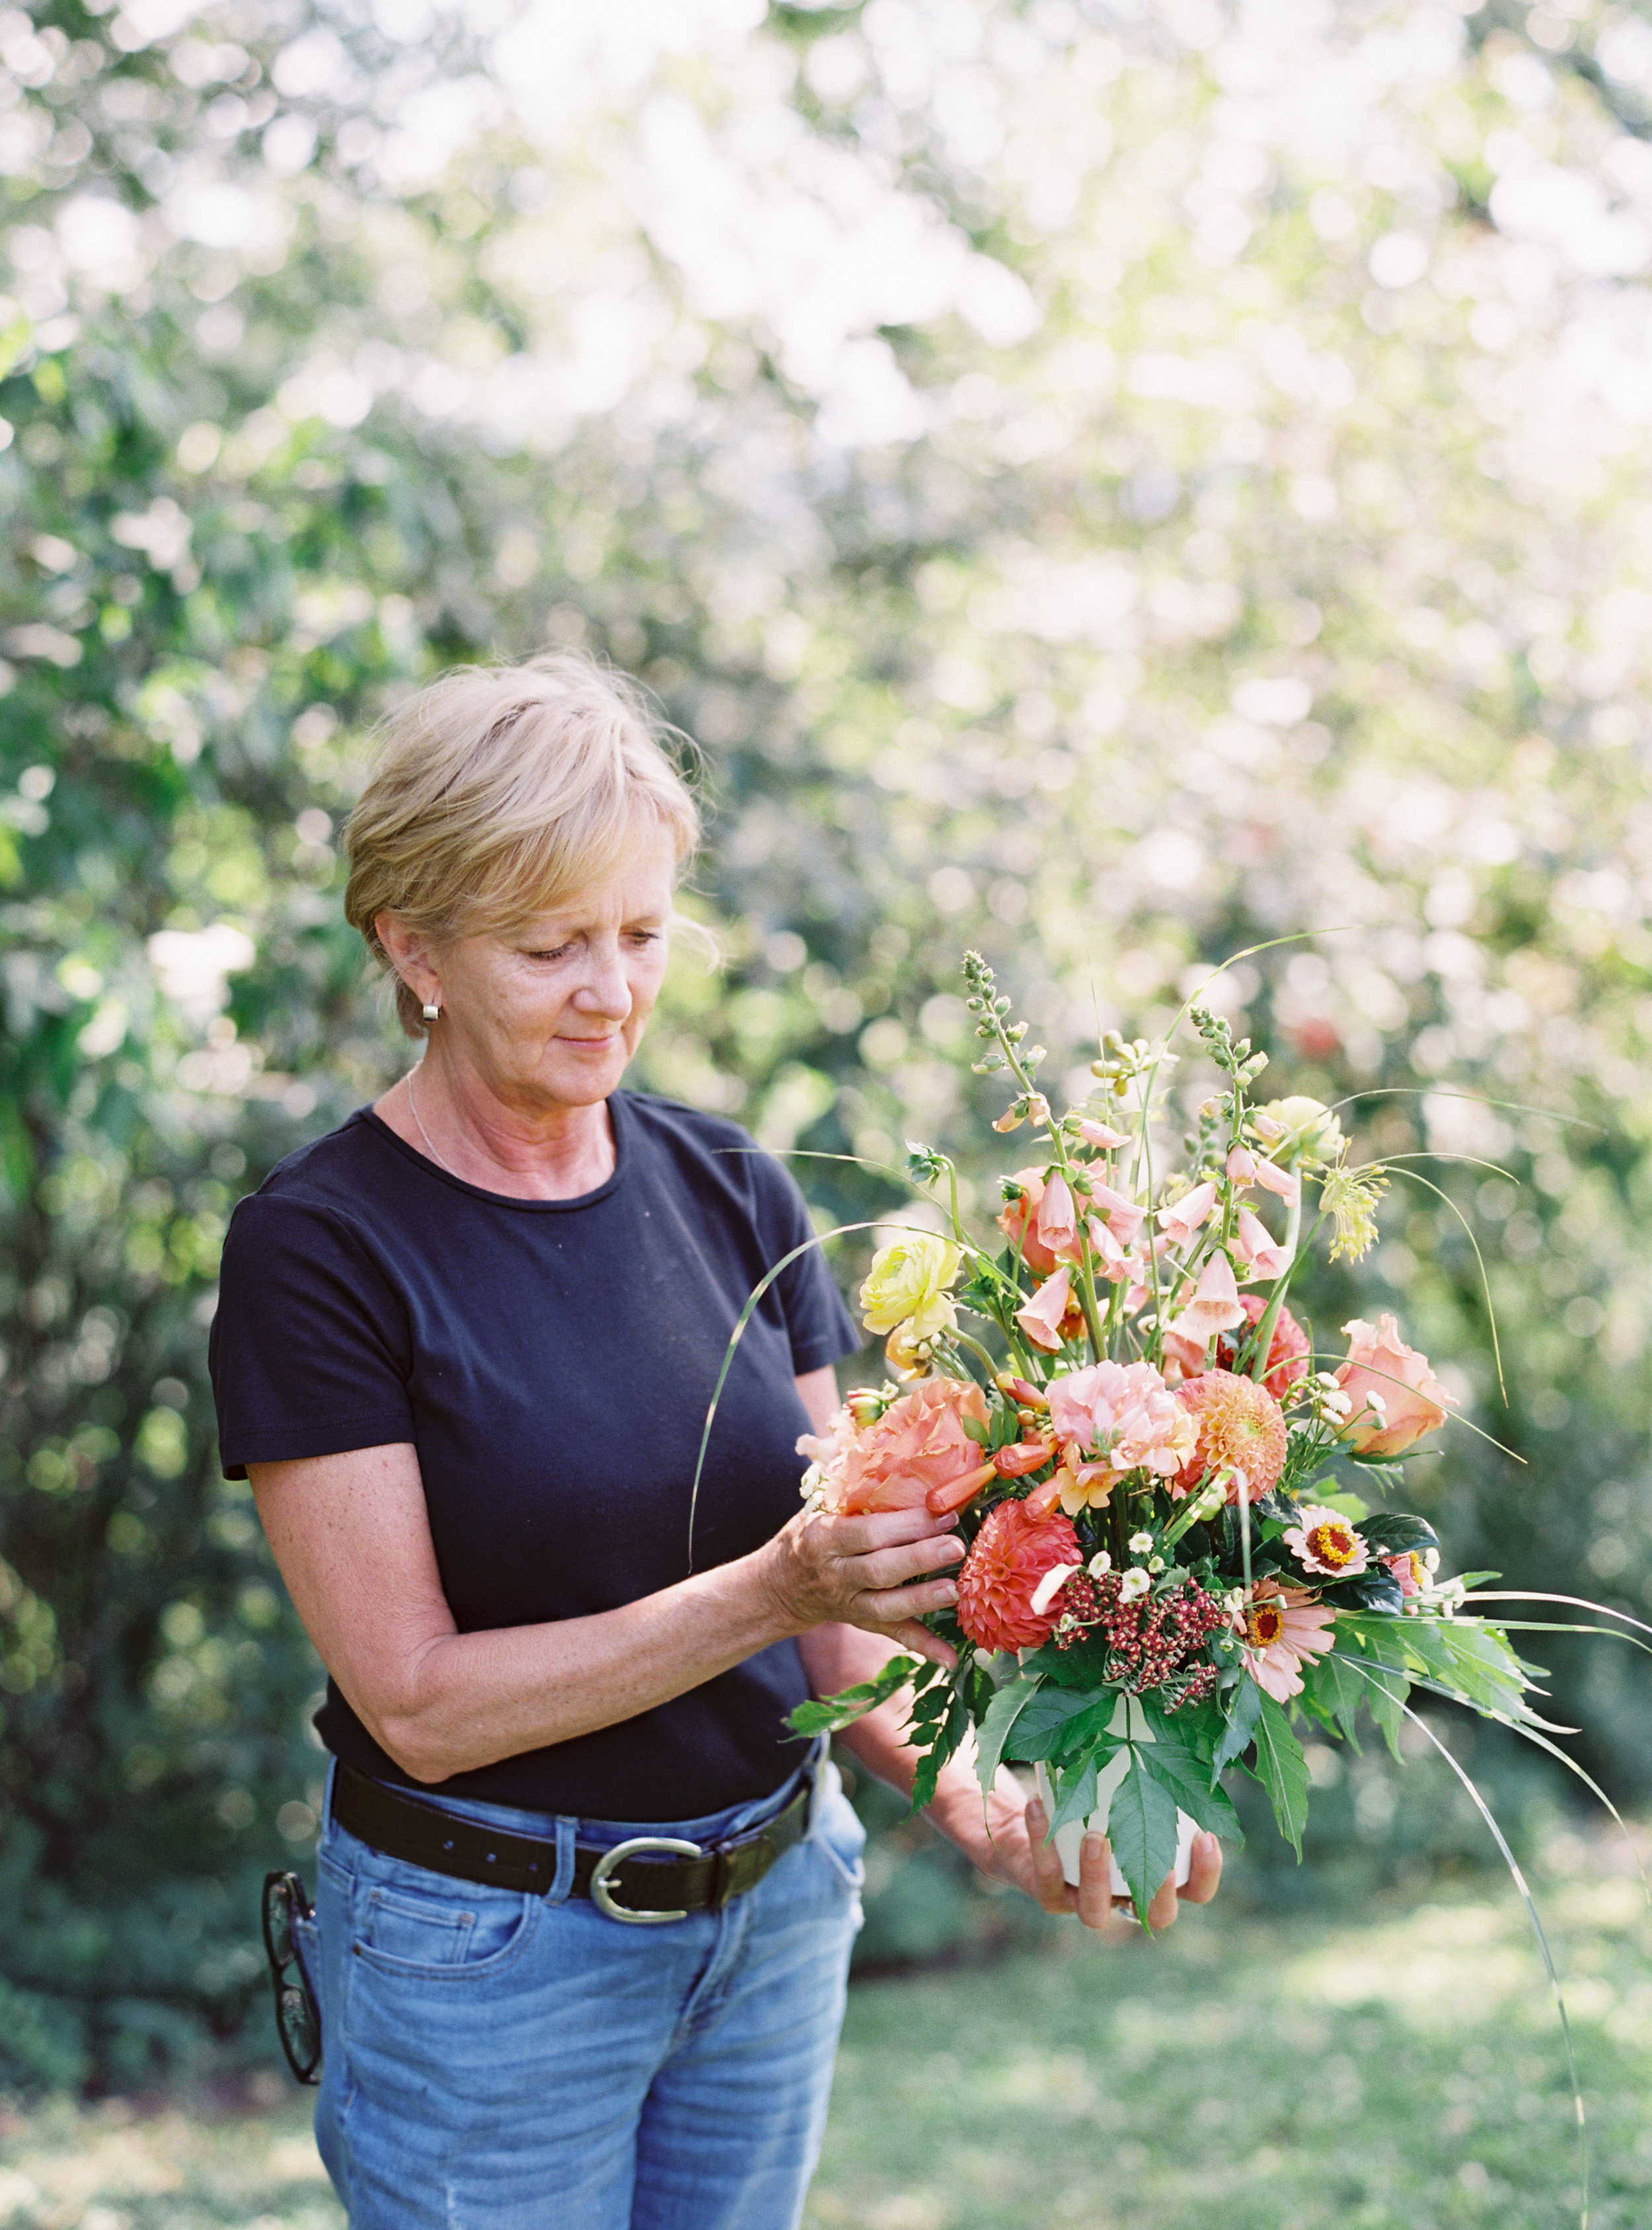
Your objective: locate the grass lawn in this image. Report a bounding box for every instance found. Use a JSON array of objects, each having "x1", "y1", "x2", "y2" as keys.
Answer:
[{"x1": 0, "y1": 1855, "x2": 1645, "y2": 2229}]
